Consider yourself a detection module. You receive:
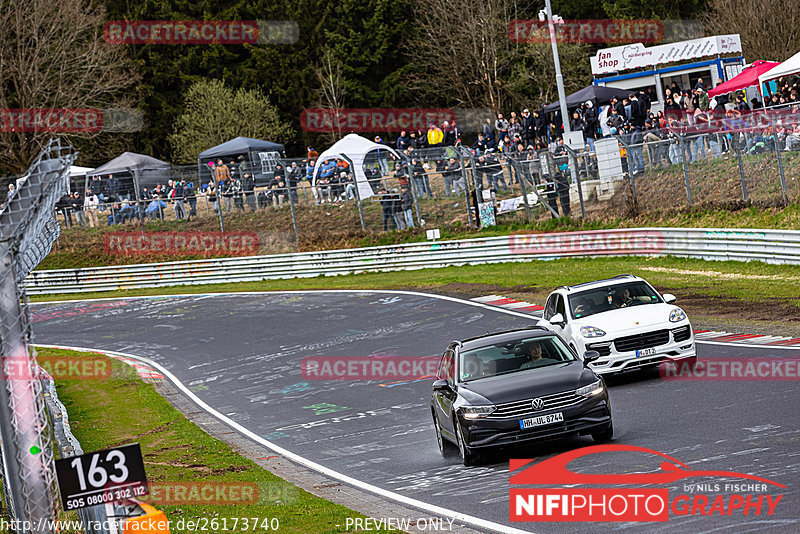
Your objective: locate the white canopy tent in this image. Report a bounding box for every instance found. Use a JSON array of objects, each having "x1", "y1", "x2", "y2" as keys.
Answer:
[
  {"x1": 69, "y1": 165, "x2": 95, "y2": 177},
  {"x1": 68, "y1": 165, "x2": 95, "y2": 193},
  {"x1": 758, "y1": 50, "x2": 800, "y2": 97},
  {"x1": 312, "y1": 134, "x2": 400, "y2": 199}
]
